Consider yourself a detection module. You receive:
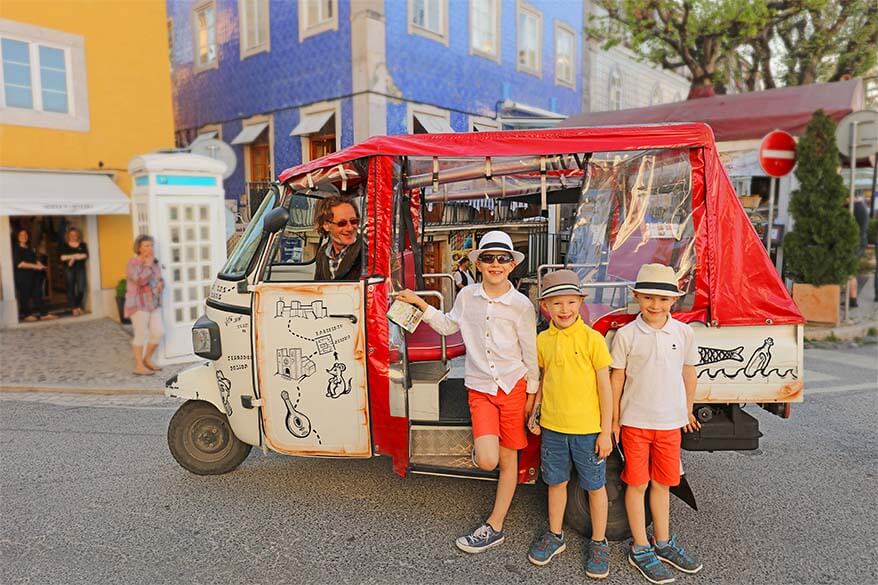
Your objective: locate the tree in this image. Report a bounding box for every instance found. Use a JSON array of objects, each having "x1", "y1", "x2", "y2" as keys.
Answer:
[
  {"x1": 590, "y1": 0, "x2": 806, "y2": 96},
  {"x1": 783, "y1": 110, "x2": 859, "y2": 286}
]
